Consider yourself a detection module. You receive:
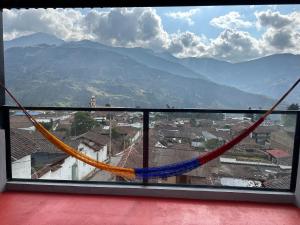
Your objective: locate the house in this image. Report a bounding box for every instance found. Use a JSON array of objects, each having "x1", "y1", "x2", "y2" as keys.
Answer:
[
  {"x1": 114, "y1": 126, "x2": 141, "y2": 144},
  {"x1": 202, "y1": 131, "x2": 217, "y2": 141},
  {"x1": 155, "y1": 141, "x2": 167, "y2": 149},
  {"x1": 266, "y1": 149, "x2": 292, "y2": 166},
  {"x1": 10, "y1": 127, "x2": 111, "y2": 181},
  {"x1": 252, "y1": 126, "x2": 272, "y2": 145},
  {"x1": 191, "y1": 138, "x2": 205, "y2": 148},
  {"x1": 34, "y1": 129, "x2": 110, "y2": 180},
  {"x1": 10, "y1": 129, "x2": 37, "y2": 179},
  {"x1": 117, "y1": 130, "x2": 220, "y2": 185}
]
